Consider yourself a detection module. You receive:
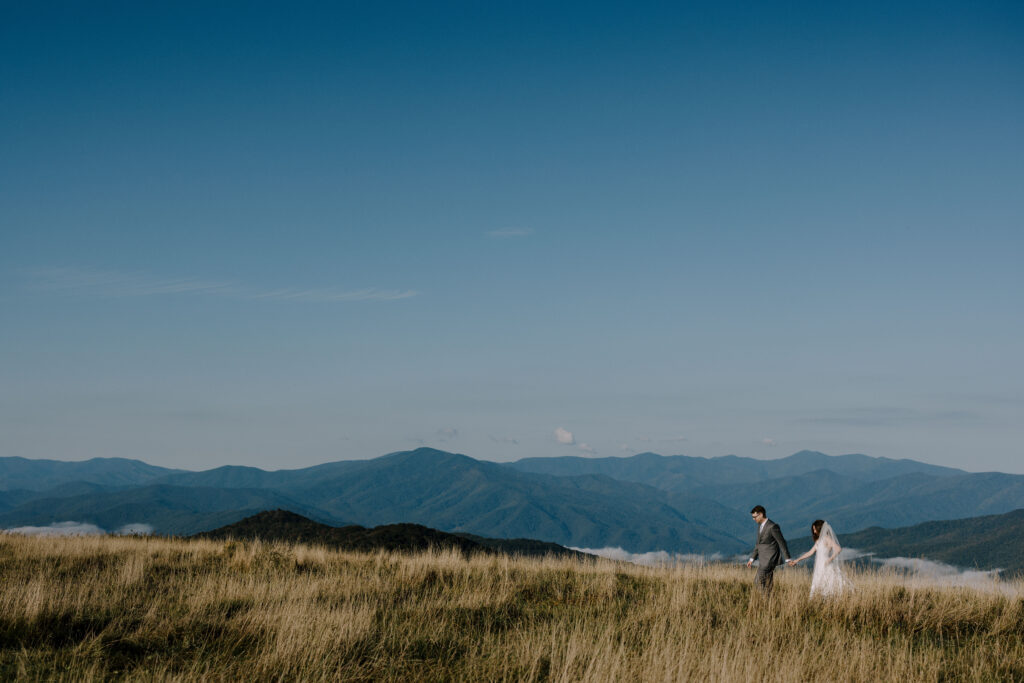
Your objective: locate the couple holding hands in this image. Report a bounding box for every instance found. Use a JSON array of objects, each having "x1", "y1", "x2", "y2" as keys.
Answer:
[{"x1": 747, "y1": 505, "x2": 851, "y2": 598}]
